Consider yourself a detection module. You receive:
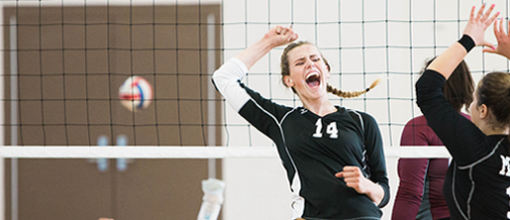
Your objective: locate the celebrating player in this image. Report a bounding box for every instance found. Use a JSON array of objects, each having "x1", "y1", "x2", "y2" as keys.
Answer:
[
  {"x1": 212, "y1": 26, "x2": 389, "y2": 219},
  {"x1": 416, "y1": 4, "x2": 510, "y2": 219}
]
